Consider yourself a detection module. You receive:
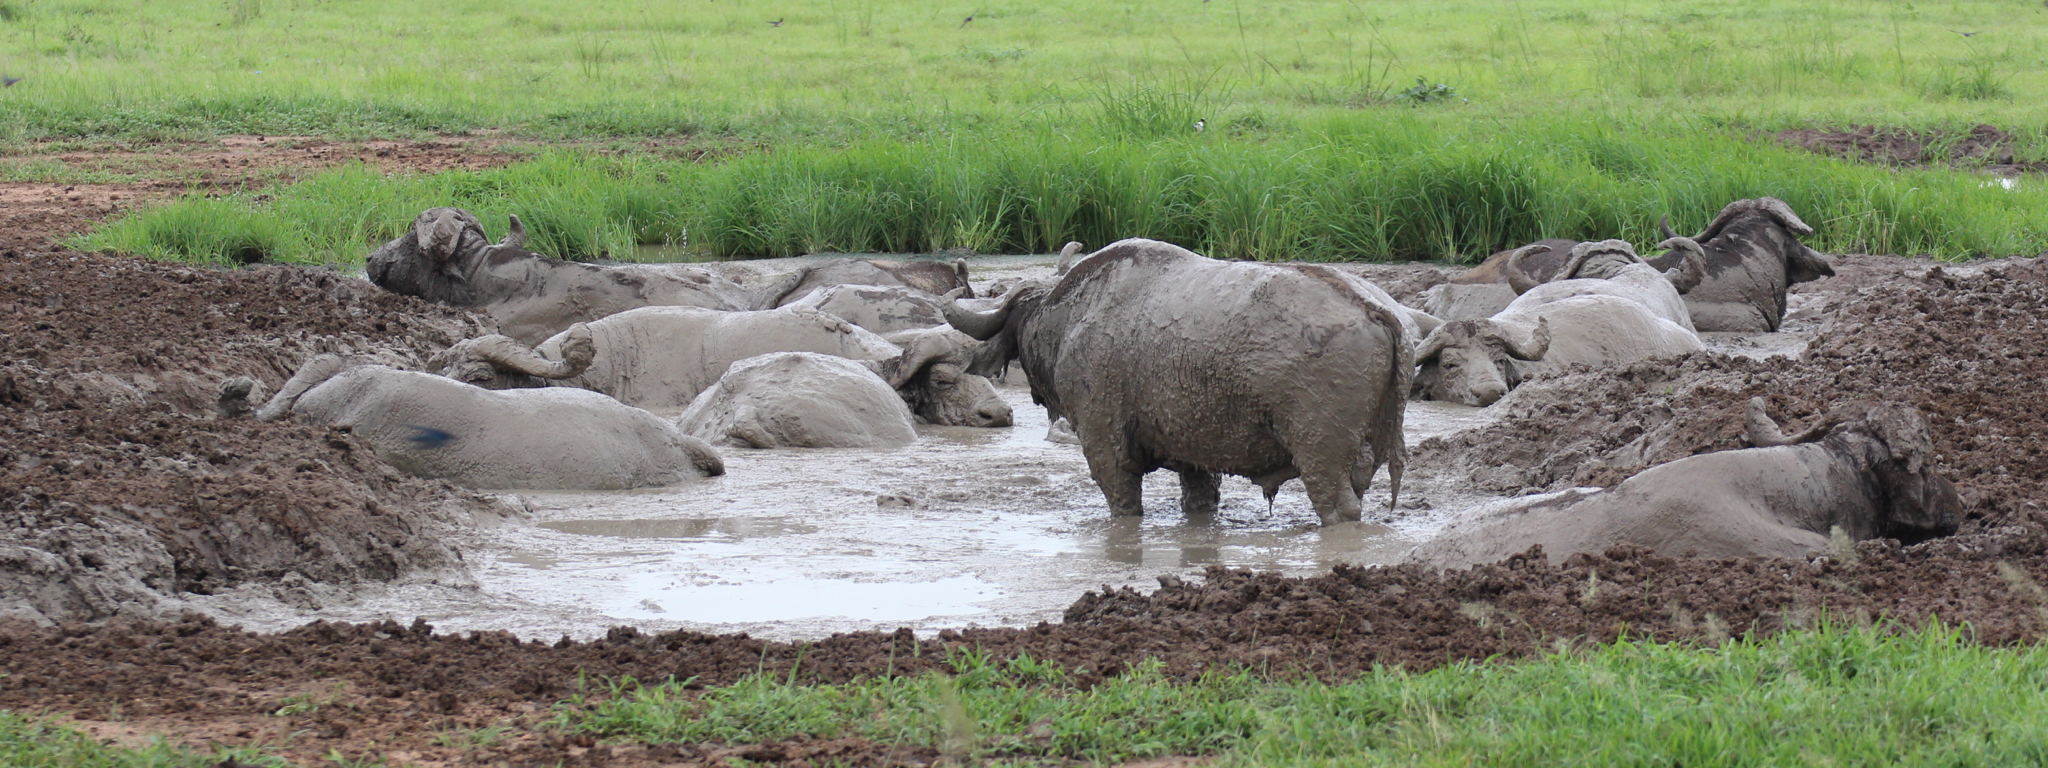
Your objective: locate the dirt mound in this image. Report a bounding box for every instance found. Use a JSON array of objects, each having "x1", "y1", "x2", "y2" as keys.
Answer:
[
  {"x1": 1, "y1": 249, "x2": 506, "y2": 624},
  {"x1": 1412, "y1": 257, "x2": 2048, "y2": 535},
  {"x1": 1773, "y1": 124, "x2": 2044, "y2": 175}
]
